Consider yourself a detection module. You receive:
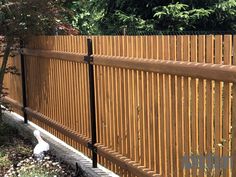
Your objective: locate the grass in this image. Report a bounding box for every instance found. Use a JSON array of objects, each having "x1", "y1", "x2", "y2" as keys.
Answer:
[
  {"x1": 0, "y1": 151, "x2": 11, "y2": 167},
  {"x1": 0, "y1": 121, "x2": 17, "y2": 146},
  {"x1": 0, "y1": 120, "x2": 79, "y2": 177},
  {"x1": 0, "y1": 121, "x2": 33, "y2": 176},
  {"x1": 0, "y1": 121, "x2": 19, "y2": 174},
  {"x1": 16, "y1": 165, "x2": 58, "y2": 177},
  {"x1": 15, "y1": 144, "x2": 32, "y2": 156}
]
